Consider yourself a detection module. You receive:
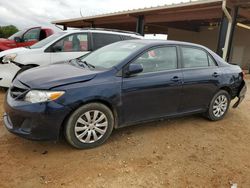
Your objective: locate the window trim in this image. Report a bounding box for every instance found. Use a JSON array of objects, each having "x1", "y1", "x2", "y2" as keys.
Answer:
[
  {"x1": 123, "y1": 44, "x2": 180, "y2": 77},
  {"x1": 179, "y1": 45, "x2": 218, "y2": 69},
  {"x1": 44, "y1": 32, "x2": 90, "y2": 53},
  {"x1": 121, "y1": 35, "x2": 138, "y2": 40}
]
